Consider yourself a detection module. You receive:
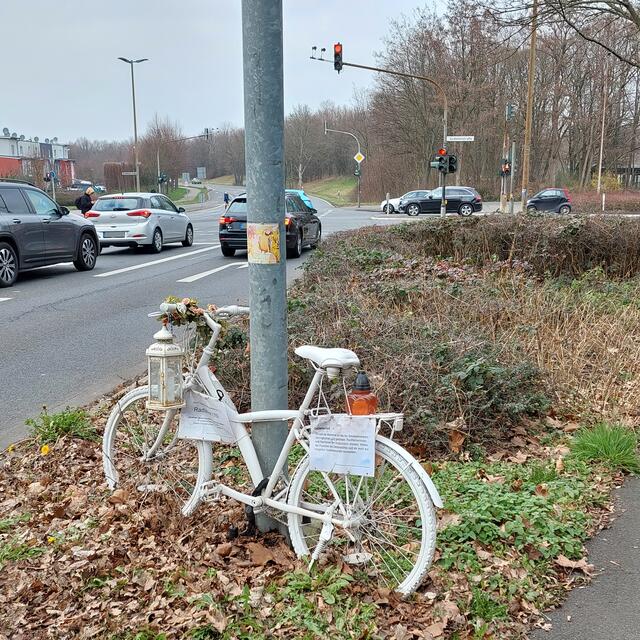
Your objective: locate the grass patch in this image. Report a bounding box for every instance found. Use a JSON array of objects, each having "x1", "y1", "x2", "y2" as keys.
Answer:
[
  {"x1": 304, "y1": 175, "x2": 358, "y2": 207},
  {"x1": 167, "y1": 186, "x2": 188, "y2": 201},
  {"x1": 209, "y1": 175, "x2": 237, "y2": 186},
  {"x1": 571, "y1": 423, "x2": 640, "y2": 473},
  {"x1": 0, "y1": 538, "x2": 46, "y2": 569},
  {"x1": 0, "y1": 513, "x2": 31, "y2": 533},
  {"x1": 26, "y1": 406, "x2": 98, "y2": 444}
]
